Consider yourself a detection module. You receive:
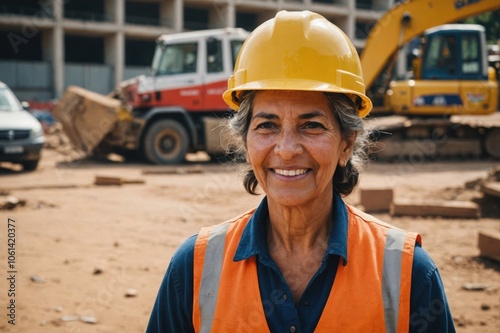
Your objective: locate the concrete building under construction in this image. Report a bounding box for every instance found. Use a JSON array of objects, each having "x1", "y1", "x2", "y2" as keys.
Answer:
[{"x1": 0, "y1": 0, "x2": 392, "y2": 101}]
